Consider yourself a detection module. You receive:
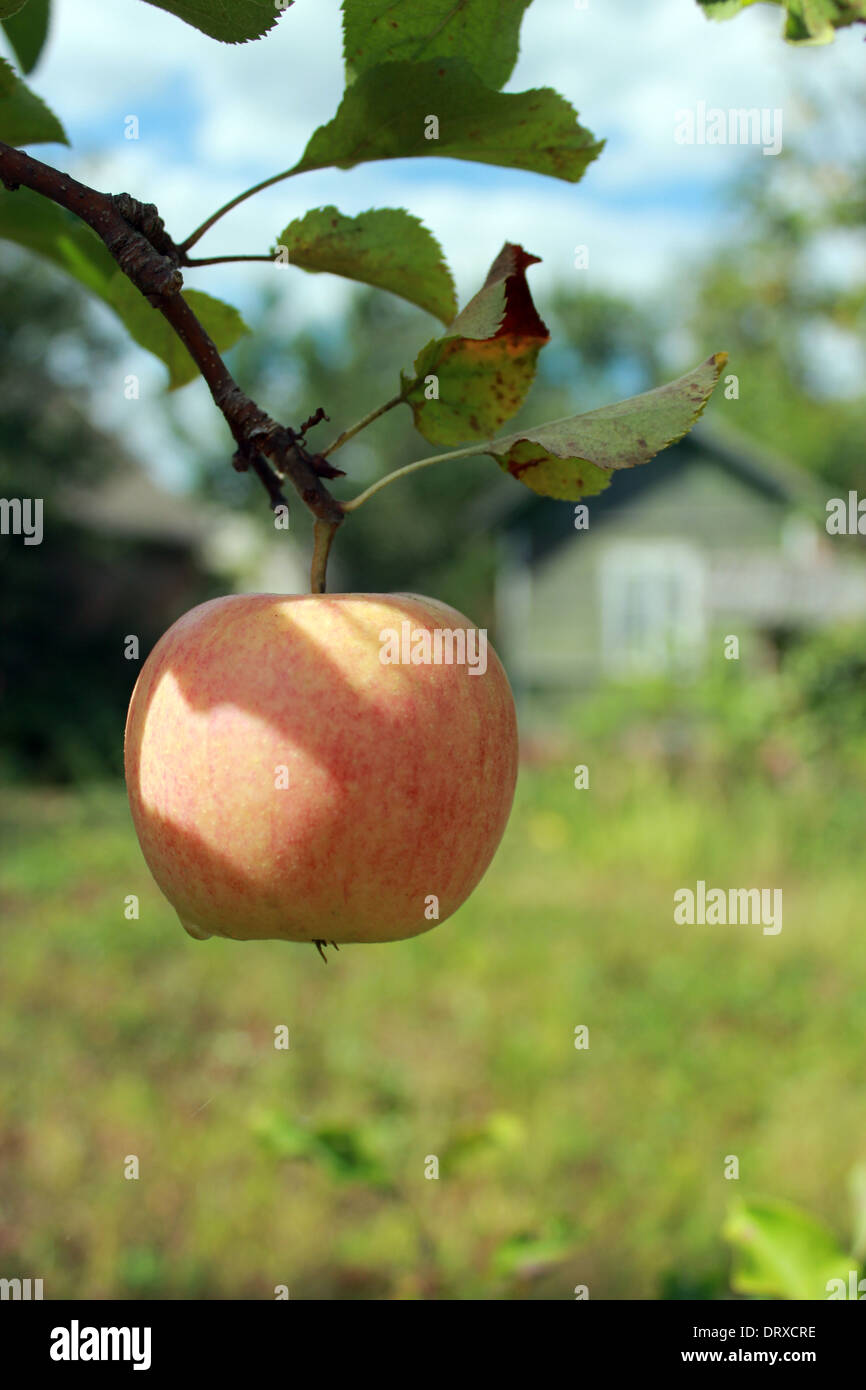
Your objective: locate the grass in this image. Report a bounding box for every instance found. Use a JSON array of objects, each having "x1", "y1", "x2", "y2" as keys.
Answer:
[{"x1": 1, "y1": 742, "x2": 864, "y2": 1299}]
